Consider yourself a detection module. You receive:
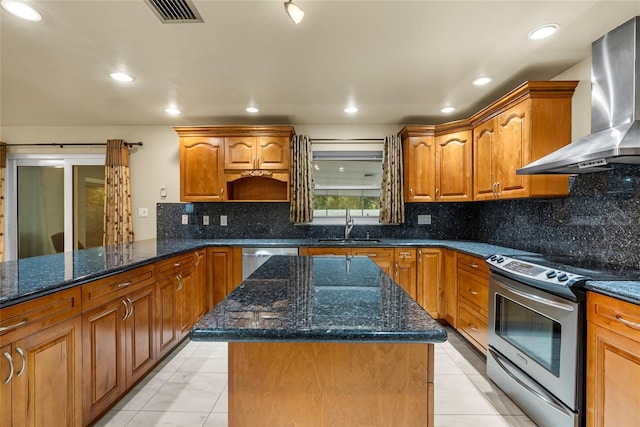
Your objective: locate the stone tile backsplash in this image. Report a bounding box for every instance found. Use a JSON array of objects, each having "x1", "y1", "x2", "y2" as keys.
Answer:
[{"x1": 157, "y1": 165, "x2": 640, "y2": 269}]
